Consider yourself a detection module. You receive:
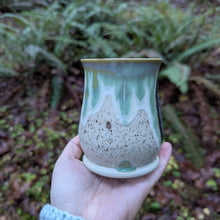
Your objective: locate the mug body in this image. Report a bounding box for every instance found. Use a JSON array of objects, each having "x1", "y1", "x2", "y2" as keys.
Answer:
[{"x1": 79, "y1": 58, "x2": 163, "y2": 178}]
